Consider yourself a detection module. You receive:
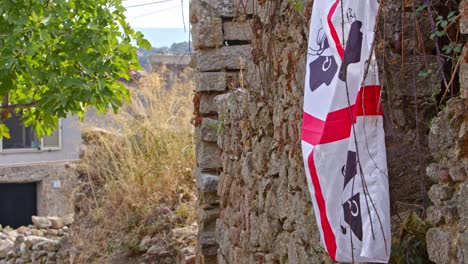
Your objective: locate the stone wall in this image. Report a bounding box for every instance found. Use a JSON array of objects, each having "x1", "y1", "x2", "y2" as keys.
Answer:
[
  {"x1": 0, "y1": 215, "x2": 74, "y2": 264},
  {"x1": 191, "y1": 0, "x2": 467, "y2": 263},
  {"x1": 424, "y1": 2, "x2": 468, "y2": 263},
  {"x1": 0, "y1": 162, "x2": 78, "y2": 217},
  {"x1": 190, "y1": 0, "x2": 255, "y2": 262}
]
